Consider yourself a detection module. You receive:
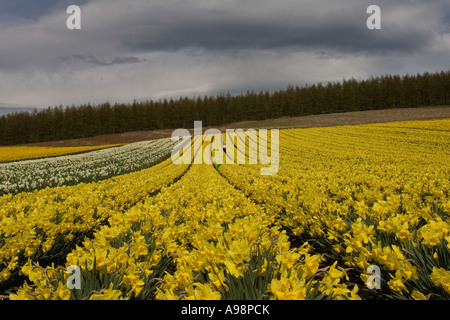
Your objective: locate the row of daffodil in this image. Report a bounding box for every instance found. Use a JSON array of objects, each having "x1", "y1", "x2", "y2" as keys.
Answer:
[
  {"x1": 3, "y1": 120, "x2": 449, "y2": 300},
  {"x1": 218, "y1": 119, "x2": 450, "y2": 299},
  {"x1": 0, "y1": 155, "x2": 190, "y2": 295},
  {"x1": 367, "y1": 118, "x2": 450, "y2": 131},
  {"x1": 7, "y1": 135, "x2": 361, "y2": 300},
  {"x1": 0, "y1": 138, "x2": 177, "y2": 196},
  {"x1": 0, "y1": 145, "x2": 121, "y2": 163}
]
